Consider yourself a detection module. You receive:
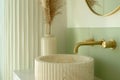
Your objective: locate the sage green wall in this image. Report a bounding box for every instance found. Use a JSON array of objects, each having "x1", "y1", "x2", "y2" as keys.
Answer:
[
  {"x1": 67, "y1": 28, "x2": 120, "y2": 80},
  {"x1": 66, "y1": 0, "x2": 120, "y2": 80}
]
